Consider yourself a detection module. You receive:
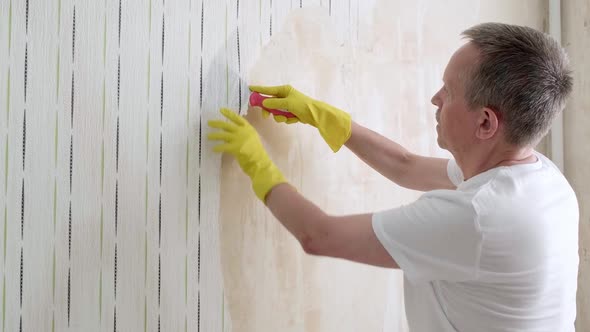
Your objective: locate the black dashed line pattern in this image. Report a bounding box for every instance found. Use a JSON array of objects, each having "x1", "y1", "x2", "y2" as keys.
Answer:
[
  {"x1": 115, "y1": 182, "x2": 119, "y2": 235},
  {"x1": 159, "y1": 133, "x2": 162, "y2": 185},
  {"x1": 25, "y1": 0, "x2": 29, "y2": 33},
  {"x1": 269, "y1": 0, "x2": 273, "y2": 36},
  {"x1": 20, "y1": 178, "x2": 24, "y2": 240},
  {"x1": 114, "y1": 1, "x2": 122, "y2": 330},
  {"x1": 199, "y1": 2, "x2": 204, "y2": 109},
  {"x1": 69, "y1": 136, "x2": 73, "y2": 194},
  {"x1": 72, "y1": 7, "x2": 76, "y2": 61},
  {"x1": 19, "y1": 248, "x2": 22, "y2": 331},
  {"x1": 116, "y1": 117, "x2": 120, "y2": 171},
  {"x1": 199, "y1": 62, "x2": 203, "y2": 109},
  {"x1": 158, "y1": 254, "x2": 161, "y2": 306},
  {"x1": 114, "y1": 244, "x2": 118, "y2": 298},
  {"x1": 118, "y1": 0, "x2": 122, "y2": 46},
  {"x1": 22, "y1": 111, "x2": 26, "y2": 172},
  {"x1": 67, "y1": 269, "x2": 71, "y2": 326},
  {"x1": 160, "y1": 74, "x2": 164, "y2": 123},
  {"x1": 198, "y1": 2, "x2": 204, "y2": 330},
  {"x1": 158, "y1": 194, "x2": 161, "y2": 246},
  {"x1": 158, "y1": 4, "x2": 165, "y2": 331},
  {"x1": 24, "y1": 46, "x2": 28, "y2": 103},
  {"x1": 158, "y1": 254, "x2": 161, "y2": 332},
  {"x1": 236, "y1": 0, "x2": 242, "y2": 112},
  {"x1": 19, "y1": 248, "x2": 23, "y2": 307},
  {"x1": 161, "y1": 16, "x2": 165, "y2": 64},
  {"x1": 70, "y1": 72, "x2": 74, "y2": 129},
  {"x1": 67, "y1": 6, "x2": 76, "y2": 328},
  {"x1": 197, "y1": 236, "x2": 200, "y2": 331},
  {"x1": 68, "y1": 202, "x2": 72, "y2": 259},
  {"x1": 117, "y1": 57, "x2": 121, "y2": 109}
]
